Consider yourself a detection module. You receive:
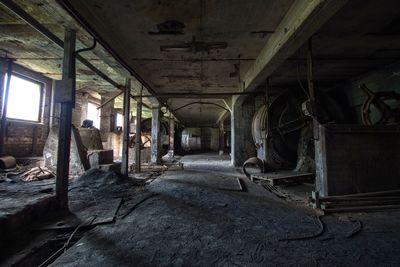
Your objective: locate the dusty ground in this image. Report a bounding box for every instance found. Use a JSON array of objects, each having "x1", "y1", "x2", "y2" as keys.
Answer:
[{"x1": 45, "y1": 153, "x2": 400, "y2": 266}]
